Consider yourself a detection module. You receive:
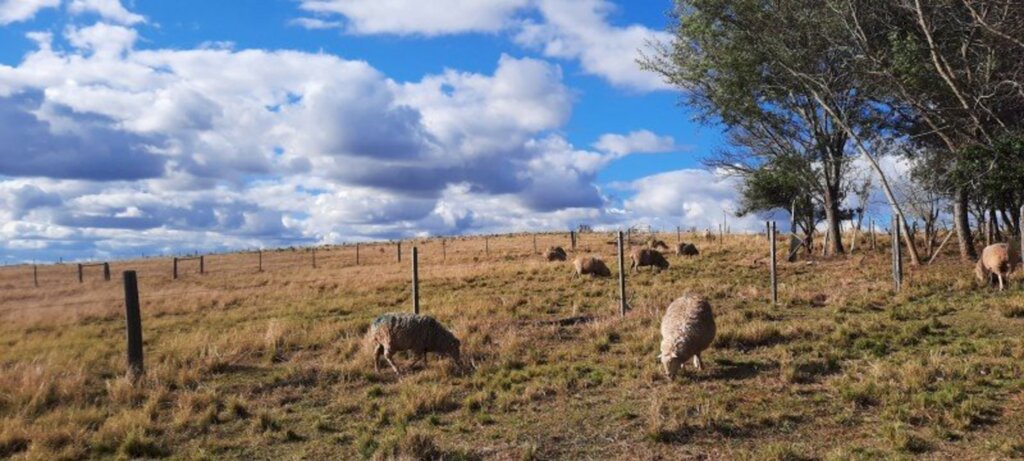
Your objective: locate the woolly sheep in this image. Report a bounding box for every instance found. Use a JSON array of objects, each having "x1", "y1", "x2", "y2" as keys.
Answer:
[
  {"x1": 648, "y1": 239, "x2": 669, "y2": 250},
  {"x1": 545, "y1": 246, "x2": 568, "y2": 262},
  {"x1": 630, "y1": 248, "x2": 669, "y2": 273},
  {"x1": 573, "y1": 255, "x2": 612, "y2": 277},
  {"x1": 368, "y1": 313, "x2": 461, "y2": 375},
  {"x1": 659, "y1": 294, "x2": 716, "y2": 379},
  {"x1": 975, "y1": 243, "x2": 1018, "y2": 291},
  {"x1": 676, "y1": 242, "x2": 699, "y2": 257}
]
